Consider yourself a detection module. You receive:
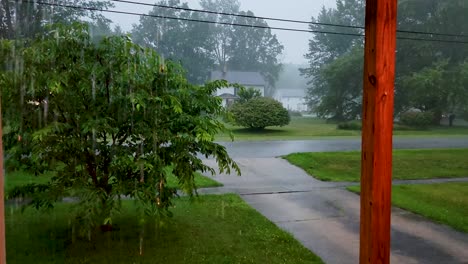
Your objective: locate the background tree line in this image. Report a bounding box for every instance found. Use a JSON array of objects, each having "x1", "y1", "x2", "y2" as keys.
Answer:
[
  {"x1": 1, "y1": 0, "x2": 284, "y2": 93},
  {"x1": 301, "y1": 0, "x2": 468, "y2": 125},
  {"x1": 131, "y1": 0, "x2": 284, "y2": 94}
]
